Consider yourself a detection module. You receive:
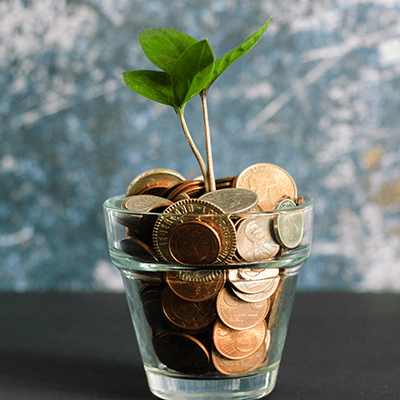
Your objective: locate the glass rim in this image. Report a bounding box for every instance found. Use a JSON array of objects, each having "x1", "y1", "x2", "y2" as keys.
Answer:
[{"x1": 103, "y1": 194, "x2": 314, "y2": 217}]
